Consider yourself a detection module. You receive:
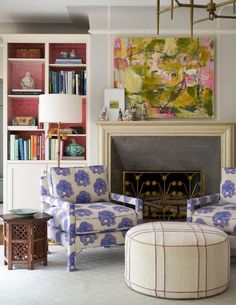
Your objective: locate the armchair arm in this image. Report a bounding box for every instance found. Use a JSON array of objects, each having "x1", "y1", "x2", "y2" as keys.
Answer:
[
  {"x1": 110, "y1": 193, "x2": 143, "y2": 223},
  {"x1": 40, "y1": 194, "x2": 75, "y2": 241},
  {"x1": 187, "y1": 193, "x2": 220, "y2": 222},
  {"x1": 40, "y1": 194, "x2": 75, "y2": 213}
]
